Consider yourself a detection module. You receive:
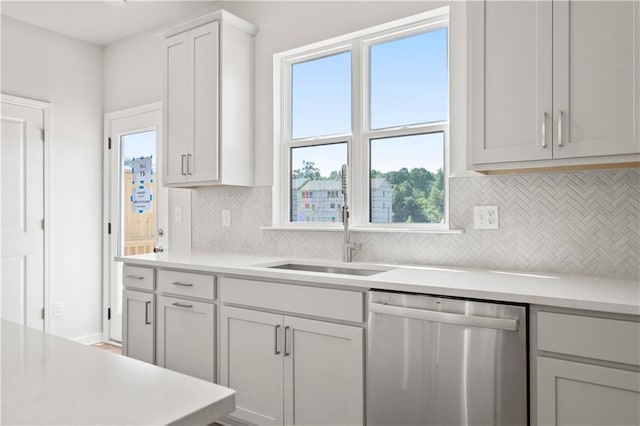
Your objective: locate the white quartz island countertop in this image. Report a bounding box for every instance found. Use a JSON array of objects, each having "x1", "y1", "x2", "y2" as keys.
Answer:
[
  {"x1": 1, "y1": 320, "x2": 235, "y2": 425},
  {"x1": 116, "y1": 251, "x2": 640, "y2": 316}
]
